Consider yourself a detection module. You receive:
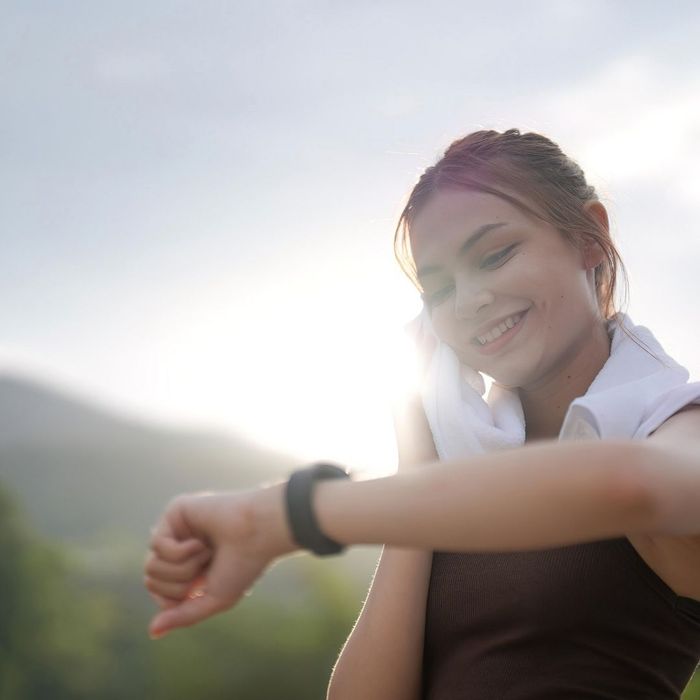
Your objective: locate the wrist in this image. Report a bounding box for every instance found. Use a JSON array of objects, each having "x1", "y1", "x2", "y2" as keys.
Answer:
[
  {"x1": 285, "y1": 463, "x2": 352, "y2": 555},
  {"x1": 249, "y1": 480, "x2": 300, "y2": 559}
]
